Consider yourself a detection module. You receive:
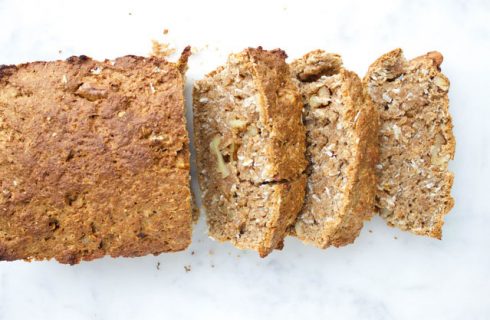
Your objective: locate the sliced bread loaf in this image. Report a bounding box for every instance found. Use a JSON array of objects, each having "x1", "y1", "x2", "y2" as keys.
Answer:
[
  {"x1": 364, "y1": 48, "x2": 455, "y2": 238},
  {"x1": 193, "y1": 47, "x2": 307, "y2": 257},
  {"x1": 290, "y1": 50, "x2": 378, "y2": 248}
]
